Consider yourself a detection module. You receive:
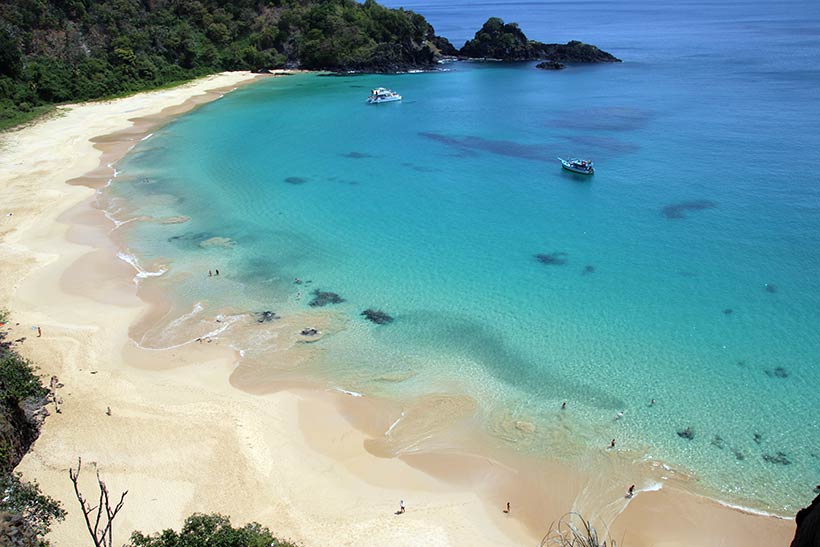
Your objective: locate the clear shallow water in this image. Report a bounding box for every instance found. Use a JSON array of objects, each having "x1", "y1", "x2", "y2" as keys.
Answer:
[{"x1": 110, "y1": 0, "x2": 820, "y2": 514}]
